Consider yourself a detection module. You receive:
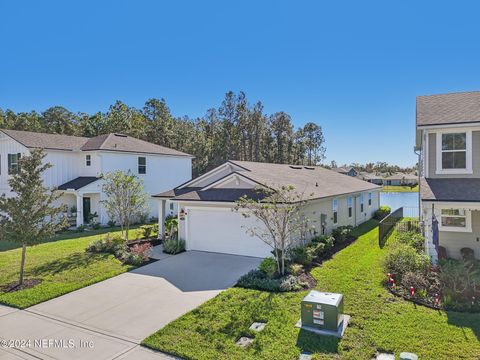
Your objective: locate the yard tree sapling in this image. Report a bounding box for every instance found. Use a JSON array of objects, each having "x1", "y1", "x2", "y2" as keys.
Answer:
[
  {"x1": 0, "y1": 149, "x2": 68, "y2": 286},
  {"x1": 234, "y1": 185, "x2": 312, "y2": 275},
  {"x1": 101, "y1": 170, "x2": 148, "y2": 241}
]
